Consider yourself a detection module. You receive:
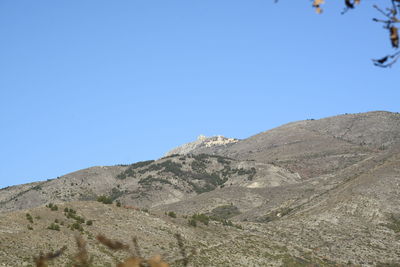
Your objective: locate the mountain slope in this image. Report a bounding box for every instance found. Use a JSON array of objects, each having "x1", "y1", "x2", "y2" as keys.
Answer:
[
  {"x1": 193, "y1": 111, "x2": 400, "y2": 179},
  {"x1": 0, "y1": 154, "x2": 300, "y2": 213},
  {"x1": 1, "y1": 111, "x2": 400, "y2": 266}
]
